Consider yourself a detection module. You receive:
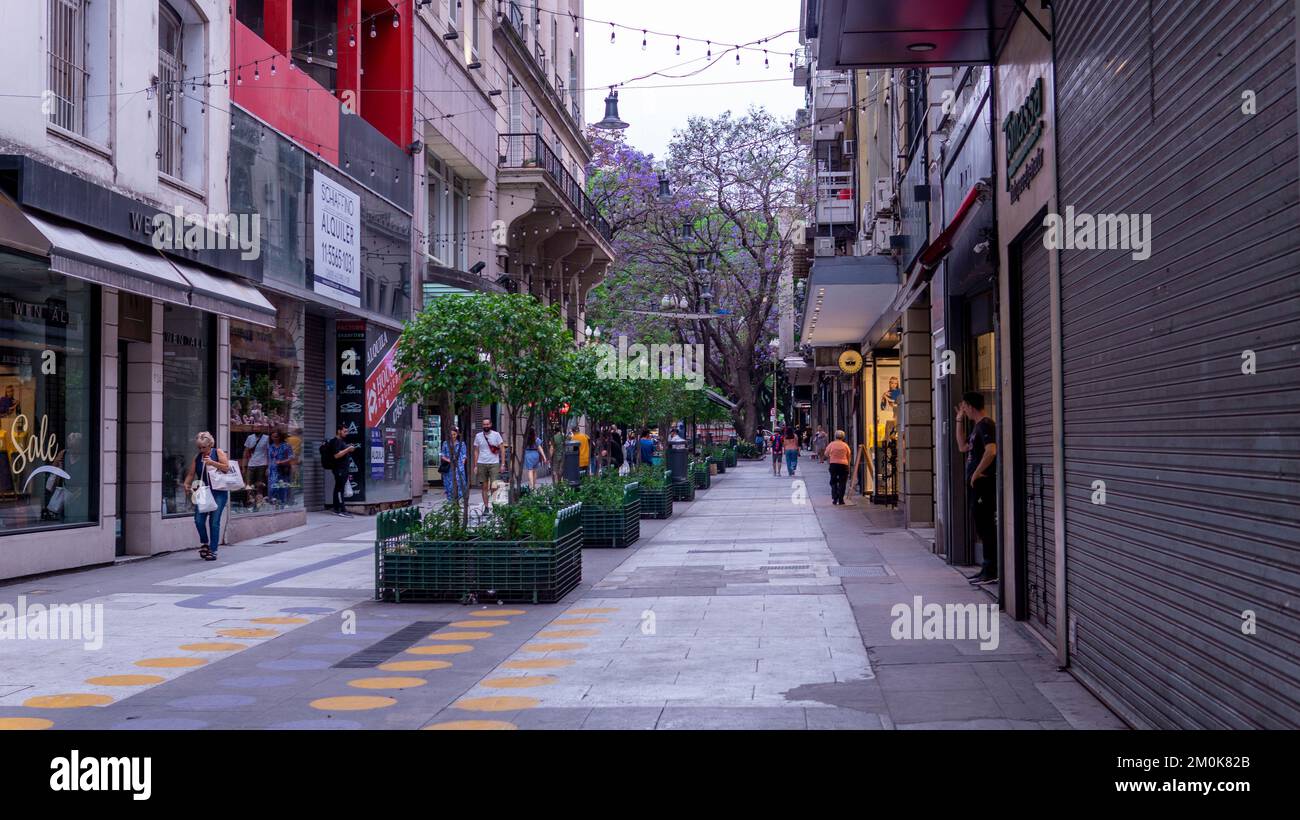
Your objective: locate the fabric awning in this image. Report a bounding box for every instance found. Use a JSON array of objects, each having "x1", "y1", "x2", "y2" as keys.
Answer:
[{"x1": 8, "y1": 205, "x2": 275, "y2": 328}]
